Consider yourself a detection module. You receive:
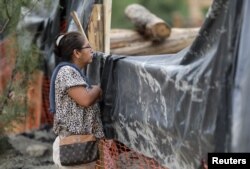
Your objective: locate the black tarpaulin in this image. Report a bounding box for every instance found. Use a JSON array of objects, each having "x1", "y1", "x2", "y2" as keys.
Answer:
[
  {"x1": 100, "y1": 0, "x2": 250, "y2": 168},
  {"x1": 231, "y1": 0, "x2": 250, "y2": 152}
]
